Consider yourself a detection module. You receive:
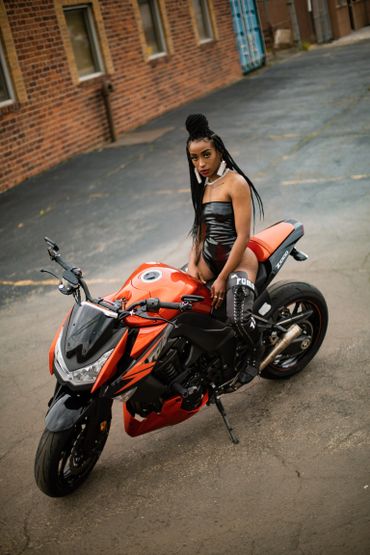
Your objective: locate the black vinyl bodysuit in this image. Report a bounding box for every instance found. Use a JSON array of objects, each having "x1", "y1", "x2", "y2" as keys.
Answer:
[{"x1": 201, "y1": 201, "x2": 237, "y2": 276}]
